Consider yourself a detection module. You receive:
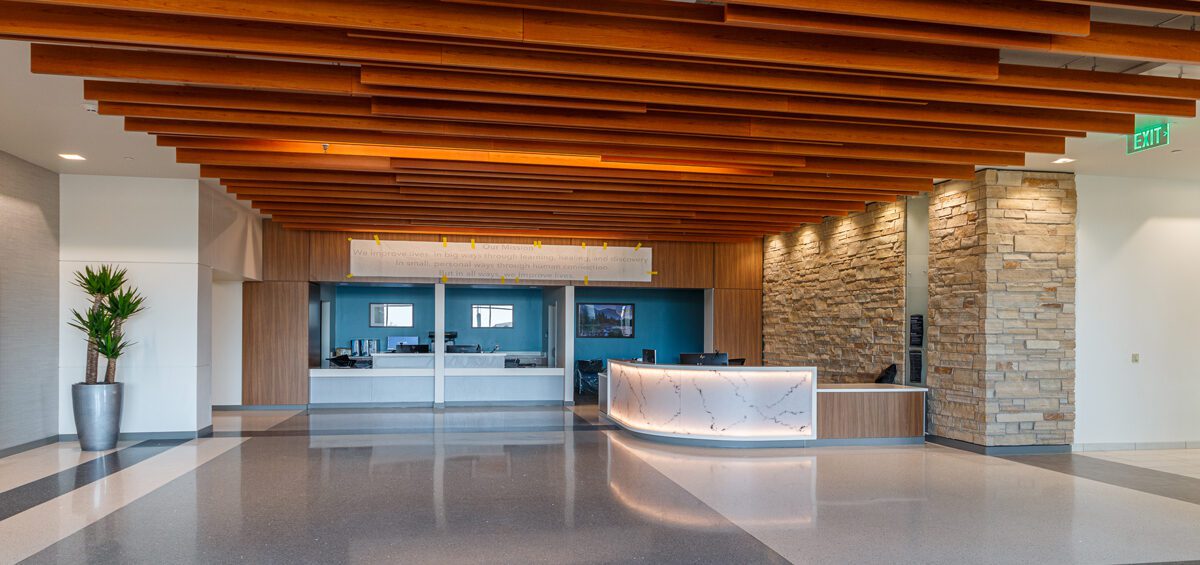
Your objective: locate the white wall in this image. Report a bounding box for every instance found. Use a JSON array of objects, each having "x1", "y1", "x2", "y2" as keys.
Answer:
[
  {"x1": 1076, "y1": 174, "x2": 1200, "y2": 448},
  {"x1": 58, "y1": 176, "x2": 260, "y2": 435},
  {"x1": 59, "y1": 175, "x2": 206, "y2": 435},
  {"x1": 210, "y1": 280, "x2": 244, "y2": 406},
  {"x1": 0, "y1": 150, "x2": 60, "y2": 452}
]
